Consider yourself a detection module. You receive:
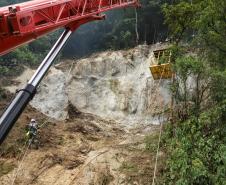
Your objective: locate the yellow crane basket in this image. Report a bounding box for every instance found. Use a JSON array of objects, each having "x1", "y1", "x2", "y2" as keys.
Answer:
[{"x1": 150, "y1": 49, "x2": 174, "y2": 80}]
